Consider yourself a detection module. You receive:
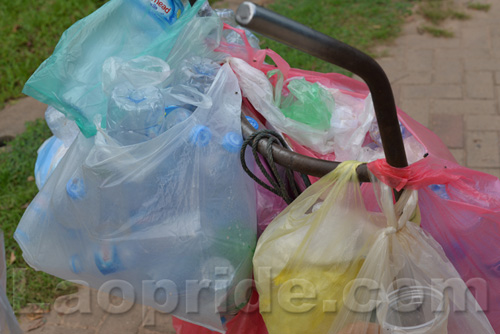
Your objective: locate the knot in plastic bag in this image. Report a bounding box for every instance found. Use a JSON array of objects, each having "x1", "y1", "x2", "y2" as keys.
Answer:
[{"x1": 384, "y1": 226, "x2": 397, "y2": 236}]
